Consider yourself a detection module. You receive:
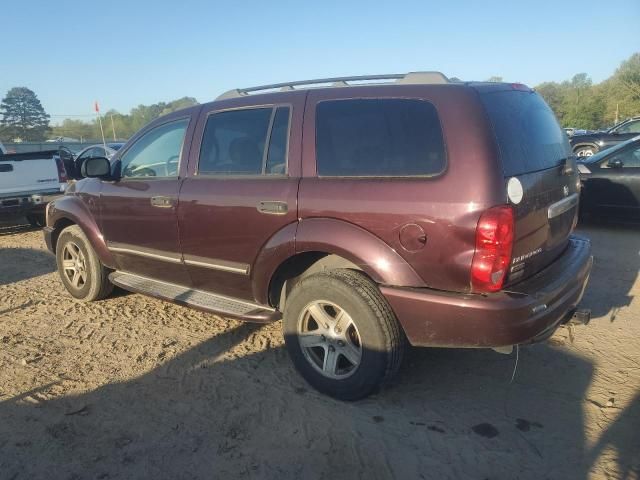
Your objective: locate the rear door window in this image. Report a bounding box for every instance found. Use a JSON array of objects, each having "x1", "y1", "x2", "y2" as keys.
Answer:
[
  {"x1": 480, "y1": 90, "x2": 572, "y2": 176},
  {"x1": 198, "y1": 106, "x2": 290, "y2": 175},
  {"x1": 265, "y1": 107, "x2": 290, "y2": 175},
  {"x1": 315, "y1": 99, "x2": 446, "y2": 177}
]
